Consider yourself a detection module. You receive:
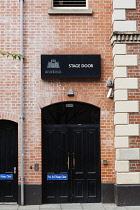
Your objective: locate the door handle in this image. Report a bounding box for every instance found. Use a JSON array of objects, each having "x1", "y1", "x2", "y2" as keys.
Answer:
[
  {"x1": 67, "y1": 153, "x2": 70, "y2": 170},
  {"x1": 14, "y1": 167, "x2": 16, "y2": 174},
  {"x1": 72, "y1": 153, "x2": 75, "y2": 170}
]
